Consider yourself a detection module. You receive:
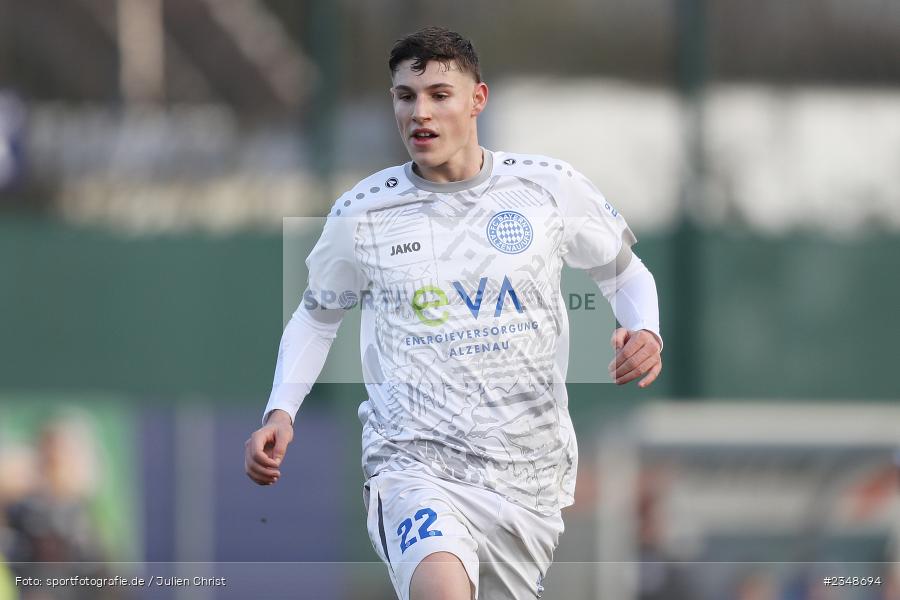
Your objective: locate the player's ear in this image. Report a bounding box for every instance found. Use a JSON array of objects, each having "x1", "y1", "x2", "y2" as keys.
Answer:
[{"x1": 471, "y1": 82, "x2": 488, "y2": 117}]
